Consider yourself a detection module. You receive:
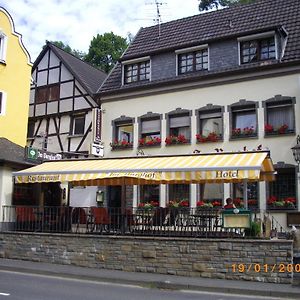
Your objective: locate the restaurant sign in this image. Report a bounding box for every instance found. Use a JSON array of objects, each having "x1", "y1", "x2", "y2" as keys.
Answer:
[
  {"x1": 27, "y1": 175, "x2": 61, "y2": 183},
  {"x1": 26, "y1": 147, "x2": 62, "y2": 162}
]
